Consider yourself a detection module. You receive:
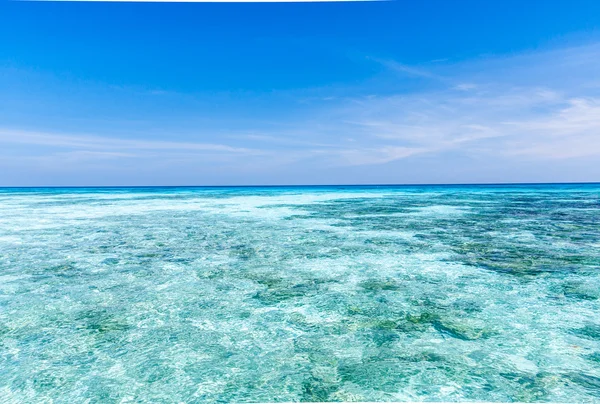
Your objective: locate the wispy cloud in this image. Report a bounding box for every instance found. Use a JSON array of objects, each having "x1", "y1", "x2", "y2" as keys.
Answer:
[
  {"x1": 330, "y1": 146, "x2": 426, "y2": 166},
  {"x1": 368, "y1": 57, "x2": 445, "y2": 81},
  {"x1": 0, "y1": 128, "x2": 261, "y2": 155},
  {"x1": 316, "y1": 43, "x2": 600, "y2": 165},
  {"x1": 341, "y1": 91, "x2": 600, "y2": 161},
  {"x1": 2, "y1": 42, "x2": 600, "y2": 185}
]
